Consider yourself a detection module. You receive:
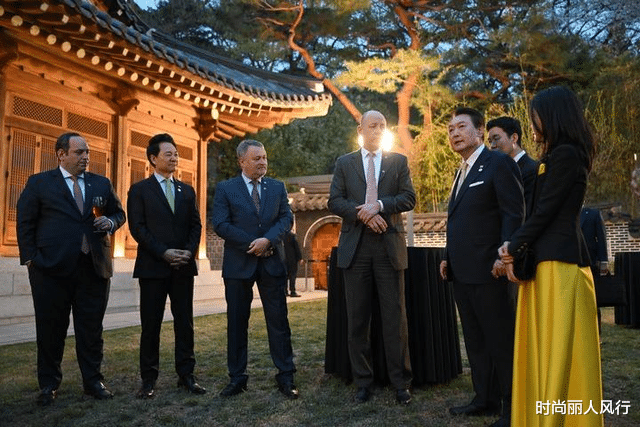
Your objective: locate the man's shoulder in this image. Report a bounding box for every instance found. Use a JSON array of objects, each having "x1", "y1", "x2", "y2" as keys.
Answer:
[
  {"x1": 382, "y1": 151, "x2": 409, "y2": 162},
  {"x1": 336, "y1": 150, "x2": 360, "y2": 163},
  {"x1": 216, "y1": 175, "x2": 242, "y2": 189},
  {"x1": 129, "y1": 176, "x2": 153, "y2": 190},
  {"x1": 85, "y1": 171, "x2": 112, "y2": 183}
]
